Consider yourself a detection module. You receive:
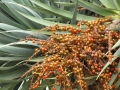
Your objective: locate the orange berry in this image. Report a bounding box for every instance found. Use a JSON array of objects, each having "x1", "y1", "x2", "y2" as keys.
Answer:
[
  {"x1": 45, "y1": 66, "x2": 49, "y2": 71},
  {"x1": 118, "y1": 74, "x2": 120, "y2": 78},
  {"x1": 34, "y1": 84, "x2": 39, "y2": 89},
  {"x1": 111, "y1": 85, "x2": 115, "y2": 89},
  {"x1": 87, "y1": 29, "x2": 91, "y2": 32},
  {"x1": 51, "y1": 87, "x2": 56, "y2": 90},
  {"x1": 89, "y1": 38, "x2": 95, "y2": 43},
  {"x1": 36, "y1": 82, "x2": 40, "y2": 86},
  {"x1": 108, "y1": 78, "x2": 111, "y2": 80},
  {"x1": 52, "y1": 27, "x2": 56, "y2": 31},
  {"x1": 92, "y1": 70, "x2": 95, "y2": 74},
  {"x1": 115, "y1": 68, "x2": 118, "y2": 72},
  {"x1": 72, "y1": 29, "x2": 77, "y2": 34},
  {"x1": 58, "y1": 67, "x2": 63, "y2": 74},
  {"x1": 43, "y1": 75, "x2": 48, "y2": 79},
  {"x1": 32, "y1": 40, "x2": 35, "y2": 43},
  {"x1": 97, "y1": 68, "x2": 101, "y2": 72},
  {"x1": 77, "y1": 23, "x2": 80, "y2": 26},
  {"x1": 67, "y1": 87, "x2": 72, "y2": 90},
  {"x1": 41, "y1": 47, "x2": 46, "y2": 52},
  {"x1": 109, "y1": 72, "x2": 112, "y2": 76},
  {"x1": 74, "y1": 40, "x2": 78, "y2": 45},
  {"x1": 107, "y1": 73, "x2": 111, "y2": 77}
]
